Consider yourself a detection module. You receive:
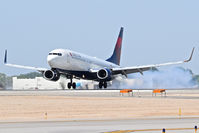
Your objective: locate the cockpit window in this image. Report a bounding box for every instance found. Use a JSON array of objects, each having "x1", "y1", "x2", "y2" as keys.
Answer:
[{"x1": 49, "y1": 53, "x2": 62, "y2": 56}]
